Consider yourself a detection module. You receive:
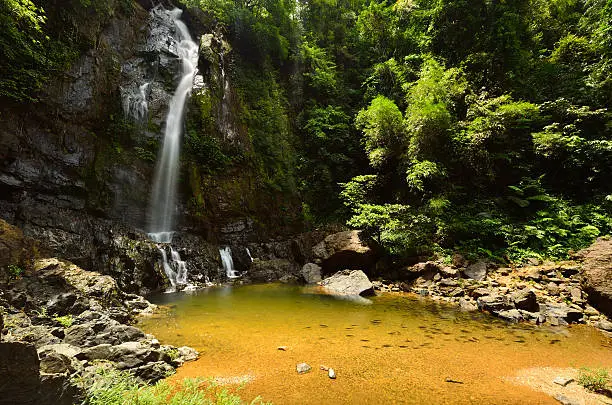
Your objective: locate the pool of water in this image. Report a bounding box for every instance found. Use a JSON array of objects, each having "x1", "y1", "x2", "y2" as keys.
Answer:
[{"x1": 139, "y1": 283, "x2": 612, "y2": 404}]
